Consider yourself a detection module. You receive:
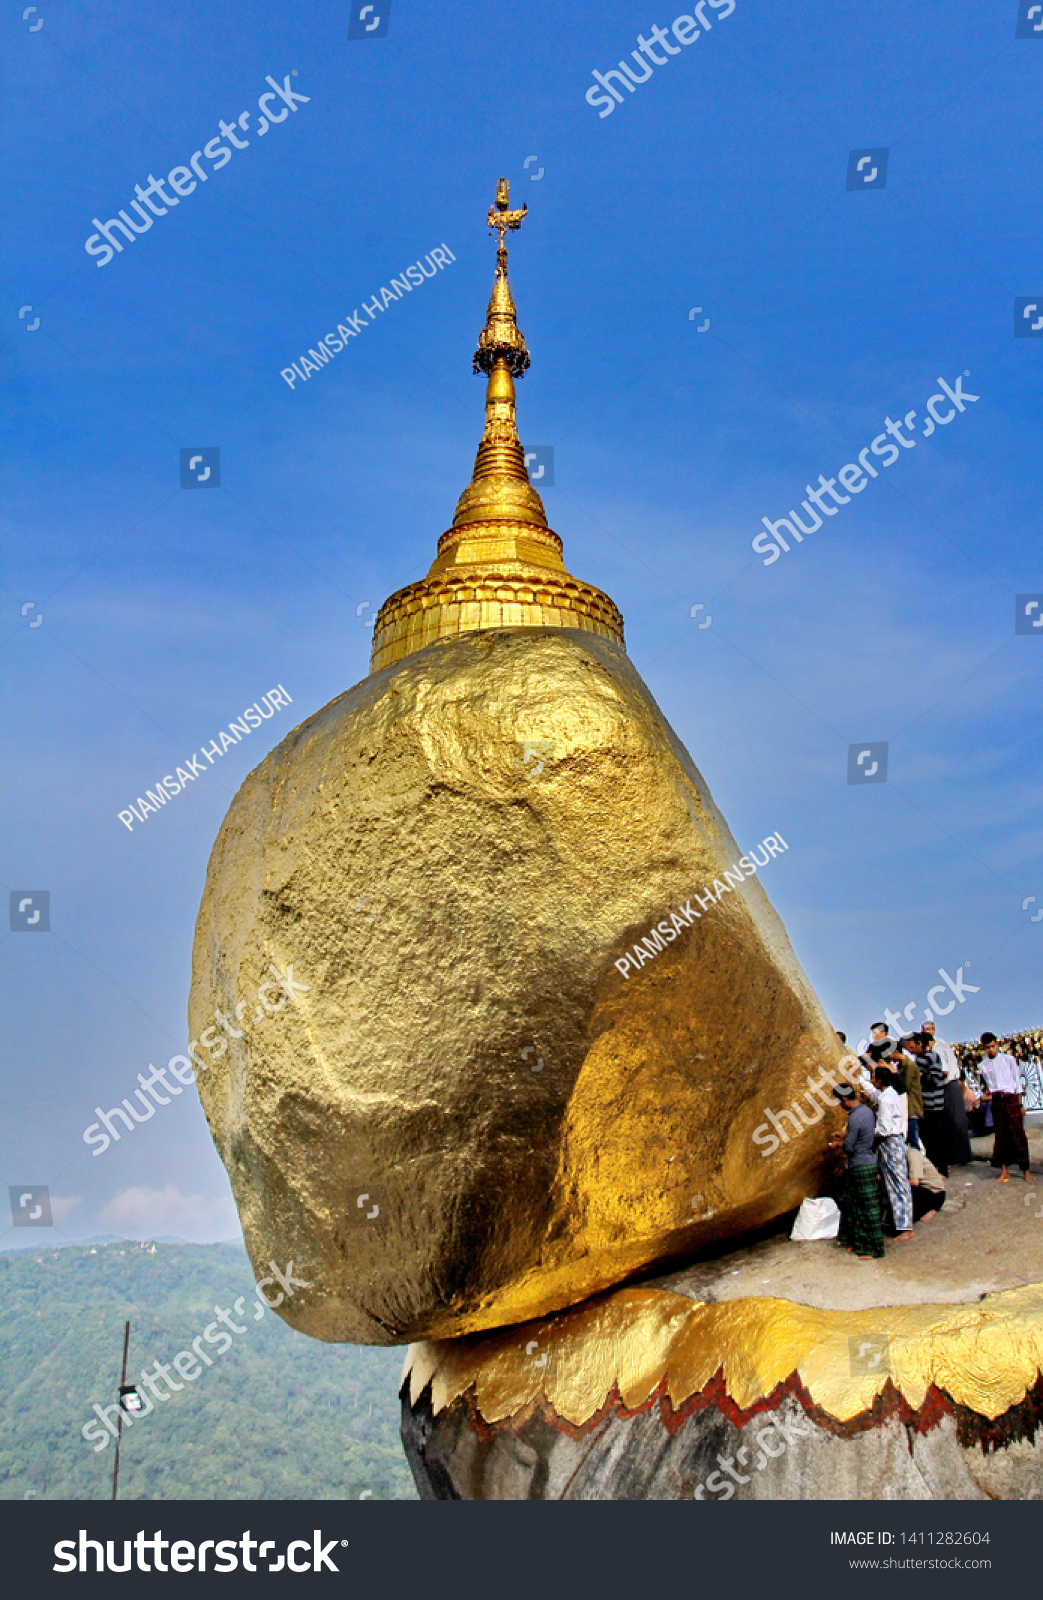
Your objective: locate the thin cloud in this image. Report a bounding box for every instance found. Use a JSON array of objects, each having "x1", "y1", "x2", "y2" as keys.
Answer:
[{"x1": 97, "y1": 1185, "x2": 239, "y2": 1241}]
